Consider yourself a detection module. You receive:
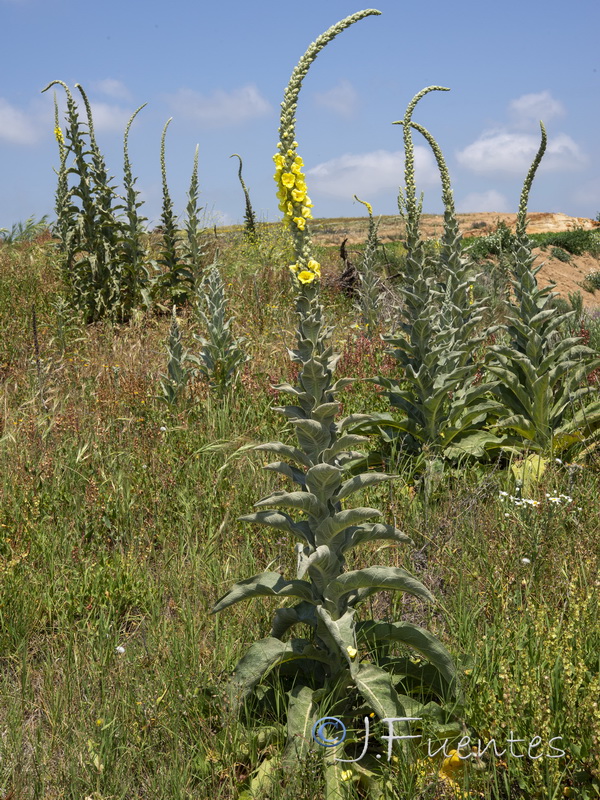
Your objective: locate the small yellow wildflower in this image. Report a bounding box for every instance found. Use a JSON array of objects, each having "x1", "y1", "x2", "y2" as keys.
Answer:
[
  {"x1": 286, "y1": 201, "x2": 294, "y2": 216},
  {"x1": 293, "y1": 217, "x2": 306, "y2": 231},
  {"x1": 304, "y1": 195, "x2": 313, "y2": 207},
  {"x1": 291, "y1": 162, "x2": 303, "y2": 175},
  {"x1": 273, "y1": 153, "x2": 285, "y2": 170},
  {"x1": 297, "y1": 270, "x2": 317, "y2": 284},
  {"x1": 291, "y1": 187, "x2": 306, "y2": 203},
  {"x1": 301, "y1": 205, "x2": 312, "y2": 219},
  {"x1": 289, "y1": 263, "x2": 299, "y2": 275},
  {"x1": 294, "y1": 178, "x2": 307, "y2": 193},
  {"x1": 307, "y1": 258, "x2": 321, "y2": 276},
  {"x1": 281, "y1": 172, "x2": 295, "y2": 189},
  {"x1": 341, "y1": 770, "x2": 353, "y2": 782},
  {"x1": 346, "y1": 646, "x2": 358, "y2": 659},
  {"x1": 54, "y1": 126, "x2": 64, "y2": 144}
]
